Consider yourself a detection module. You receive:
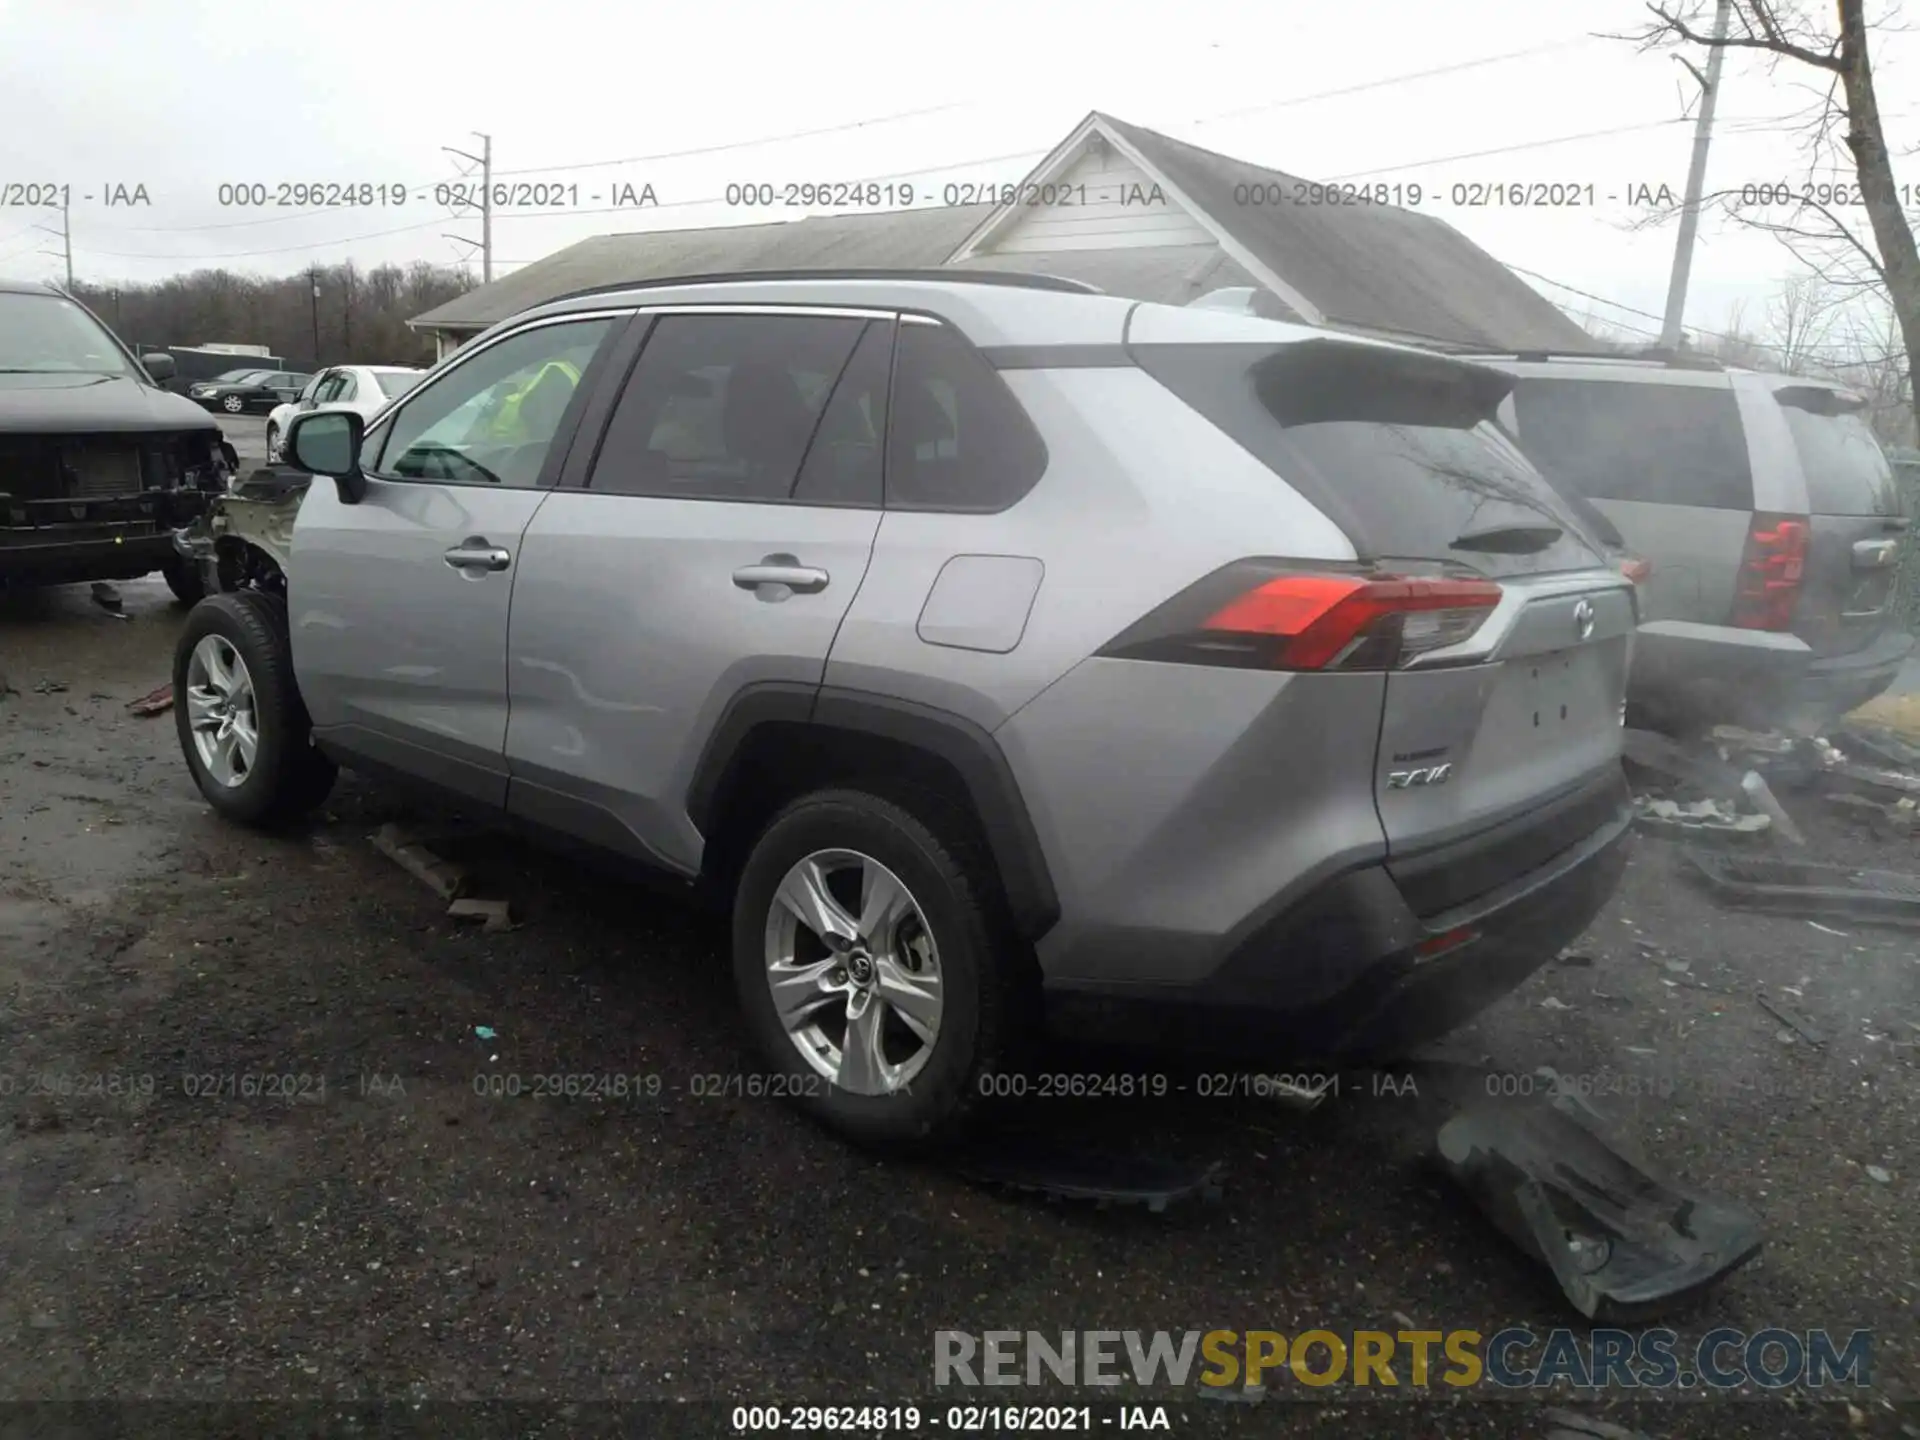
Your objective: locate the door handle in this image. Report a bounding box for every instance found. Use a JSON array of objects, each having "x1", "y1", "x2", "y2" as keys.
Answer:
[
  {"x1": 1852, "y1": 537, "x2": 1900, "y2": 569},
  {"x1": 445, "y1": 540, "x2": 512, "y2": 572},
  {"x1": 732, "y1": 557, "x2": 829, "y2": 594}
]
